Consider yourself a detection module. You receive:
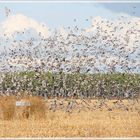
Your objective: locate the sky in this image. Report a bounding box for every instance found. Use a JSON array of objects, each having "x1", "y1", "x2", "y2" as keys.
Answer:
[
  {"x1": 0, "y1": 2, "x2": 139, "y2": 73},
  {"x1": 0, "y1": 2, "x2": 140, "y2": 28}
]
